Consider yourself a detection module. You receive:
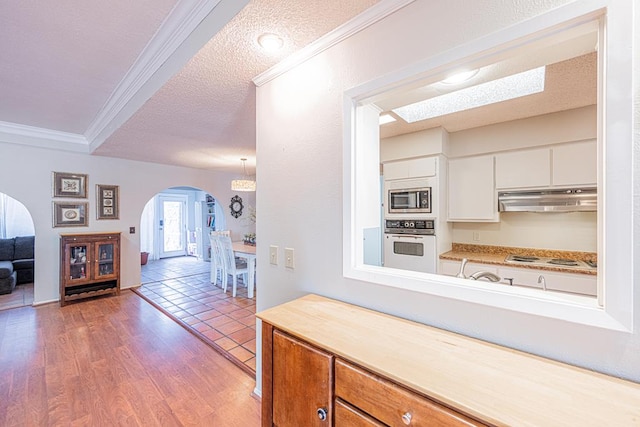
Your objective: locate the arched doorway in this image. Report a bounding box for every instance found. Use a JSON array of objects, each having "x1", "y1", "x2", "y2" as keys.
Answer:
[
  {"x1": 139, "y1": 186, "x2": 226, "y2": 267},
  {"x1": 134, "y1": 186, "x2": 257, "y2": 375},
  {"x1": 0, "y1": 193, "x2": 35, "y2": 310}
]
